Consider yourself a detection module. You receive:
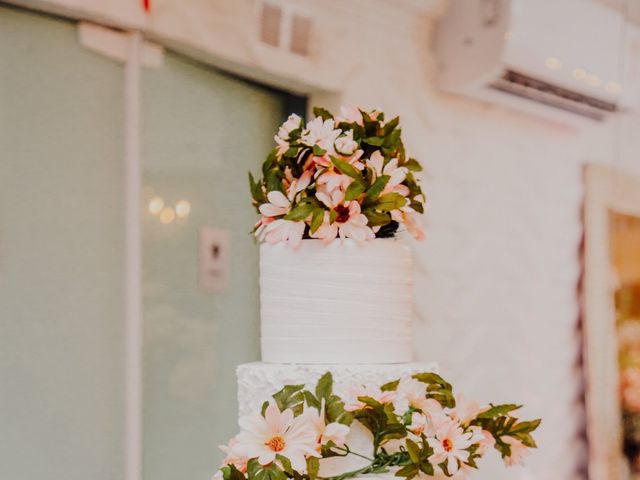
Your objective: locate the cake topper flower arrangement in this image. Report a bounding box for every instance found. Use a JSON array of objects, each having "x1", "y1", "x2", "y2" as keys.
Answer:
[
  {"x1": 249, "y1": 106, "x2": 426, "y2": 247},
  {"x1": 215, "y1": 371, "x2": 540, "y2": 480}
]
